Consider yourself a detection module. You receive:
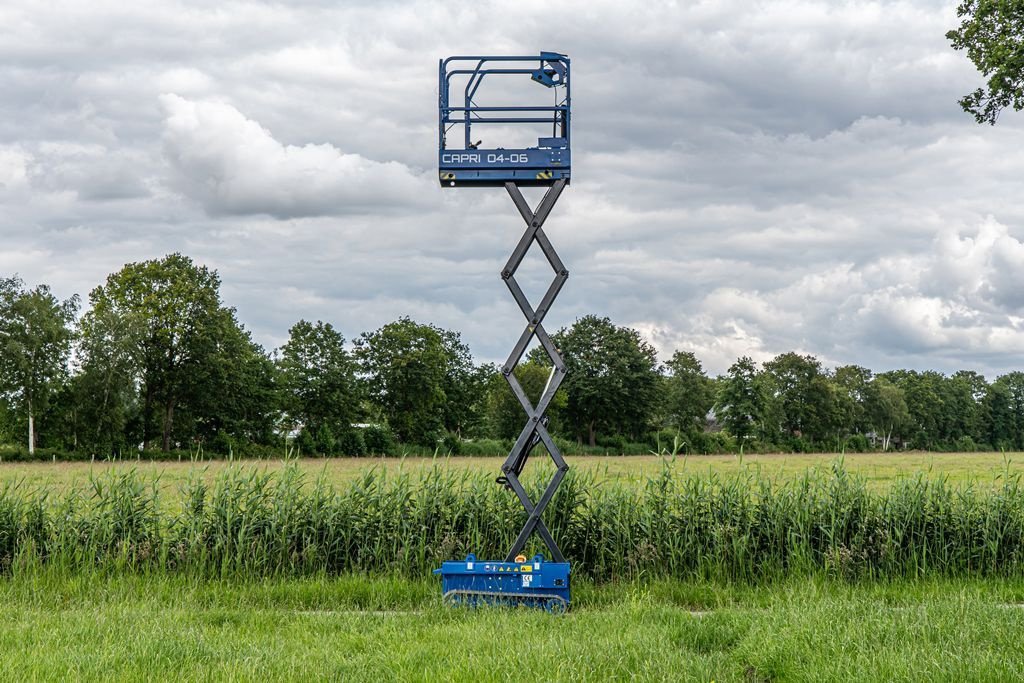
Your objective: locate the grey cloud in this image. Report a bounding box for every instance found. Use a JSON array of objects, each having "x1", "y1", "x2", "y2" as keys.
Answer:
[{"x1": 3, "y1": 0, "x2": 1024, "y2": 381}]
